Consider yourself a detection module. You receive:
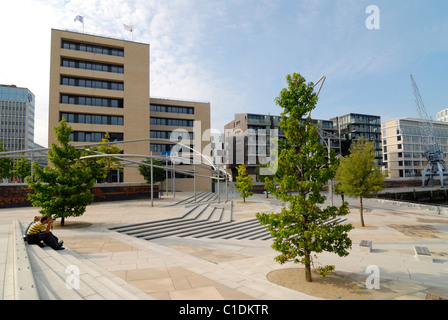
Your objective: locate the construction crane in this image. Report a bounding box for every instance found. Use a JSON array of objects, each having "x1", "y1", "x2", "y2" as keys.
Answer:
[{"x1": 410, "y1": 74, "x2": 448, "y2": 187}]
